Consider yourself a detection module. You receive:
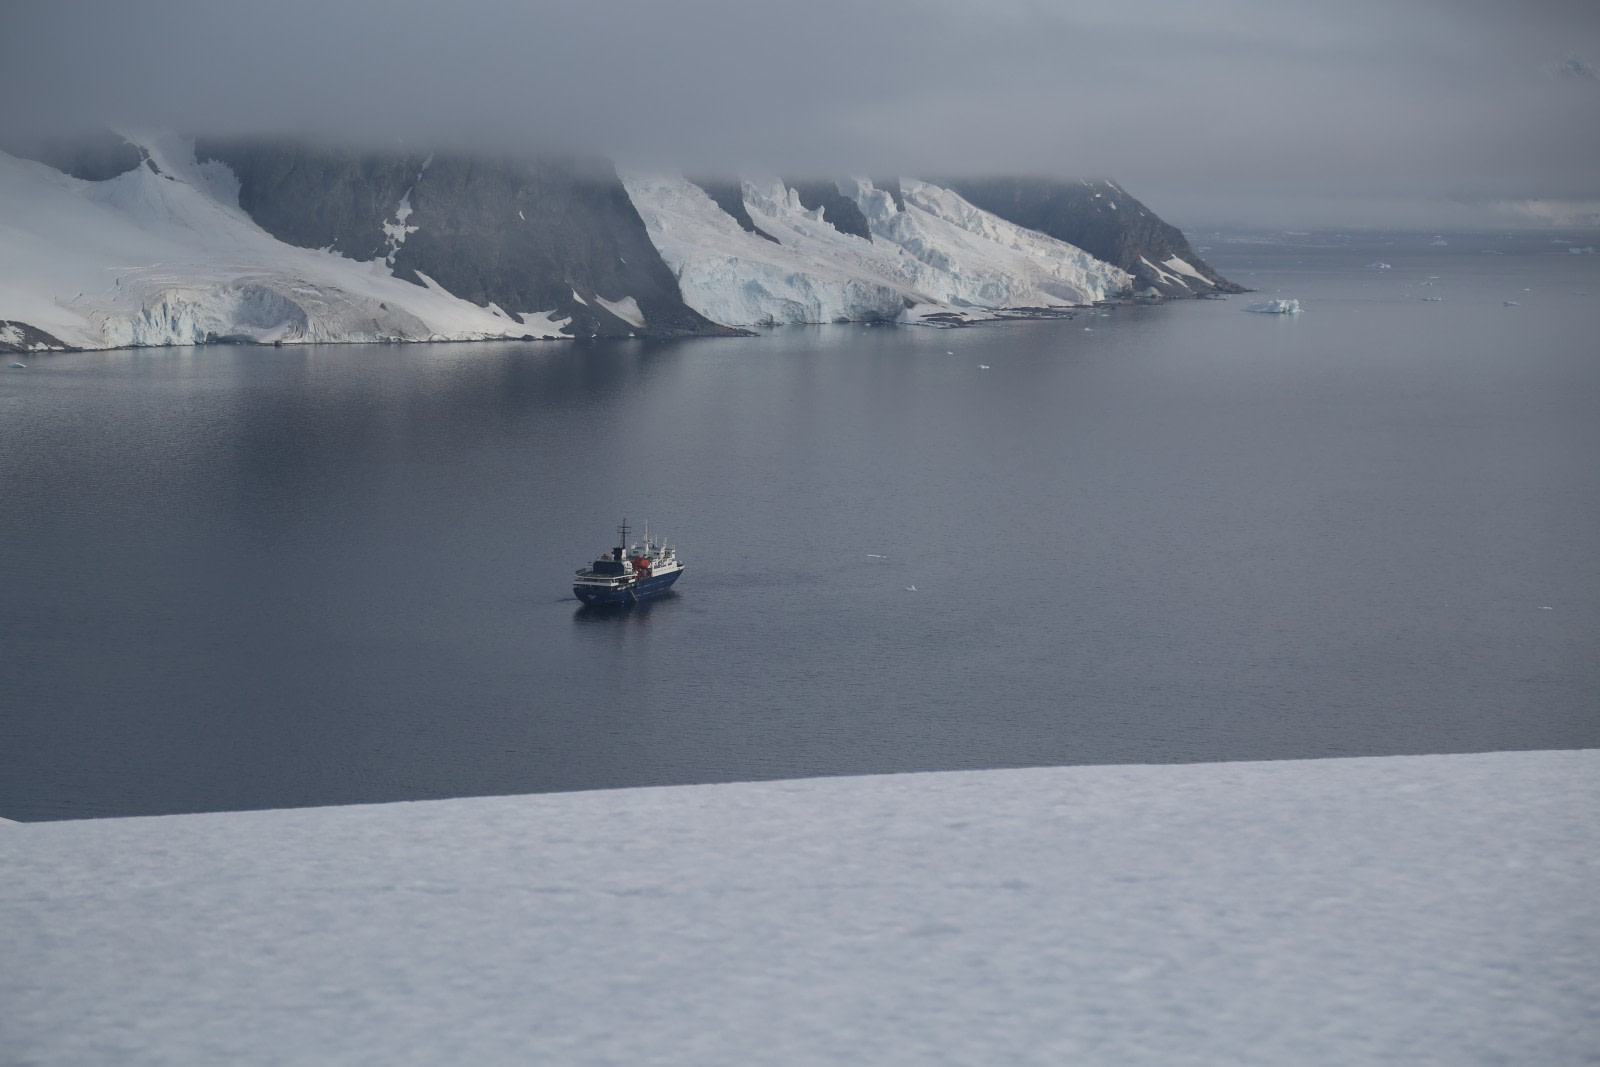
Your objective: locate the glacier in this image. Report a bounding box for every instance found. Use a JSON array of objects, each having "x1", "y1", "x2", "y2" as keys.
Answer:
[
  {"x1": 622, "y1": 173, "x2": 1132, "y2": 327},
  {"x1": 0, "y1": 135, "x2": 570, "y2": 351}
]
